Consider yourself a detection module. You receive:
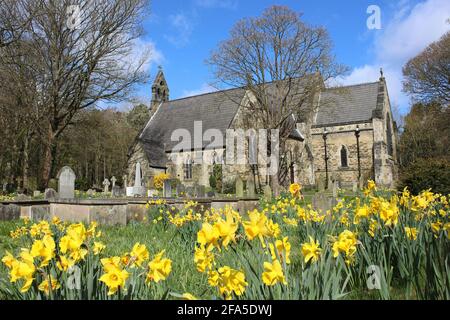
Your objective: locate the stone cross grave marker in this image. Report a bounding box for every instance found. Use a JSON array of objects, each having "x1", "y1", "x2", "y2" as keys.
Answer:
[
  {"x1": 111, "y1": 176, "x2": 117, "y2": 188},
  {"x1": 235, "y1": 177, "x2": 244, "y2": 198},
  {"x1": 132, "y1": 162, "x2": 146, "y2": 196},
  {"x1": 163, "y1": 179, "x2": 172, "y2": 198},
  {"x1": 103, "y1": 178, "x2": 110, "y2": 193},
  {"x1": 57, "y1": 166, "x2": 76, "y2": 199}
]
